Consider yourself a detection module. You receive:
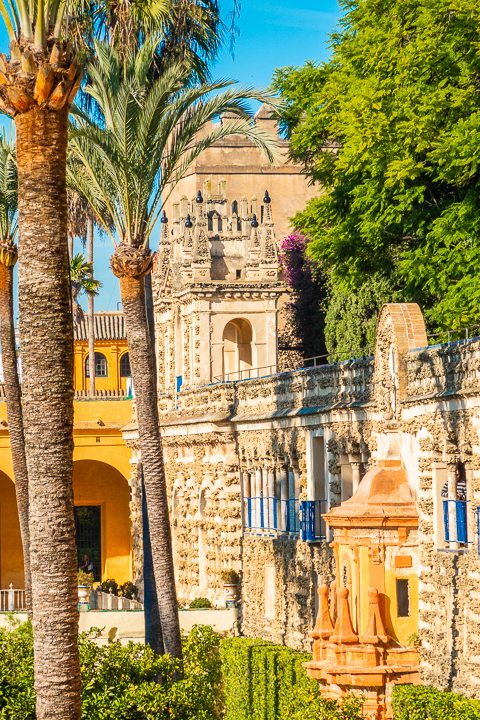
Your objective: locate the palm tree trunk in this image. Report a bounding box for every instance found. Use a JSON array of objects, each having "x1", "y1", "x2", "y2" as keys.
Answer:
[
  {"x1": 0, "y1": 257, "x2": 32, "y2": 617},
  {"x1": 119, "y1": 273, "x2": 182, "y2": 661},
  {"x1": 87, "y1": 215, "x2": 95, "y2": 398},
  {"x1": 142, "y1": 469, "x2": 164, "y2": 655},
  {"x1": 142, "y1": 272, "x2": 164, "y2": 654},
  {"x1": 15, "y1": 107, "x2": 81, "y2": 720}
]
